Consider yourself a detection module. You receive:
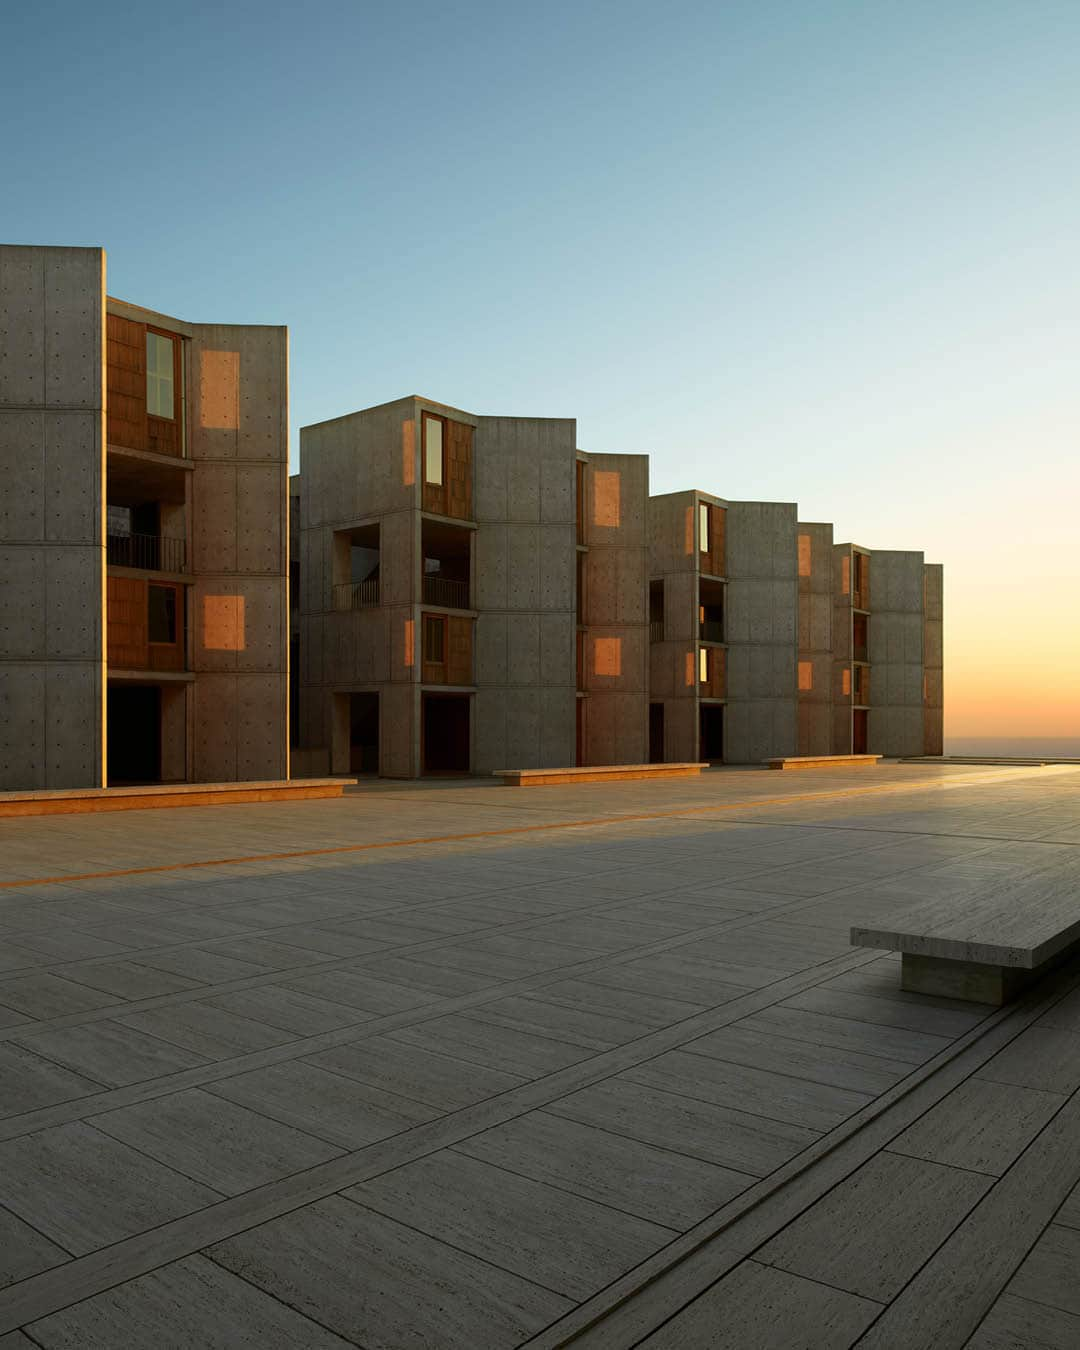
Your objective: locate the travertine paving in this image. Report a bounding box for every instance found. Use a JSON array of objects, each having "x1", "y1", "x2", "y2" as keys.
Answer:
[{"x1": 1, "y1": 762, "x2": 1079, "y2": 1347}]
